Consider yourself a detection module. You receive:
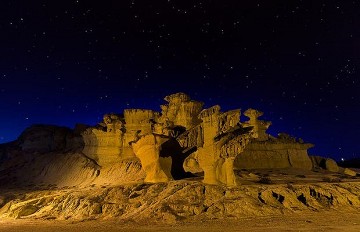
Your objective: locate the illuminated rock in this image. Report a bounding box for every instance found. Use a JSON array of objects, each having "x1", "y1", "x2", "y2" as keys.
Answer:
[
  {"x1": 243, "y1": 108, "x2": 271, "y2": 141},
  {"x1": 82, "y1": 110, "x2": 161, "y2": 167},
  {"x1": 235, "y1": 142, "x2": 314, "y2": 170},
  {"x1": 324, "y1": 158, "x2": 339, "y2": 172},
  {"x1": 342, "y1": 168, "x2": 357, "y2": 176},
  {"x1": 130, "y1": 134, "x2": 173, "y2": 183},
  {"x1": 309, "y1": 155, "x2": 340, "y2": 172},
  {"x1": 158, "y1": 92, "x2": 203, "y2": 130},
  {"x1": 81, "y1": 92, "x2": 315, "y2": 185},
  {"x1": 235, "y1": 111, "x2": 313, "y2": 170},
  {"x1": 82, "y1": 113, "x2": 126, "y2": 166},
  {"x1": 181, "y1": 106, "x2": 254, "y2": 186}
]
